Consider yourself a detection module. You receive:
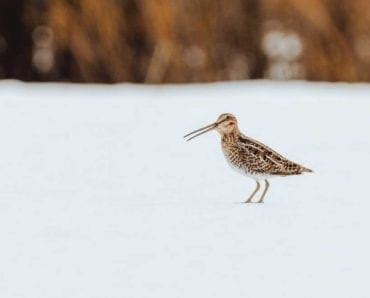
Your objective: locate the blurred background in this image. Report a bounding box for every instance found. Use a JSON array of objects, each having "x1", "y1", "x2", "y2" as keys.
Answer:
[{"x1": 0, "y1": 0, "x2": 369, "y2": 83}]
